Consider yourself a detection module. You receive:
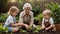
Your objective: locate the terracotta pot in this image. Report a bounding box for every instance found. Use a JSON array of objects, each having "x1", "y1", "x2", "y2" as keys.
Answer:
[{"x1": 55, "y1": 24, "x2": 60, "y2": 31}]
